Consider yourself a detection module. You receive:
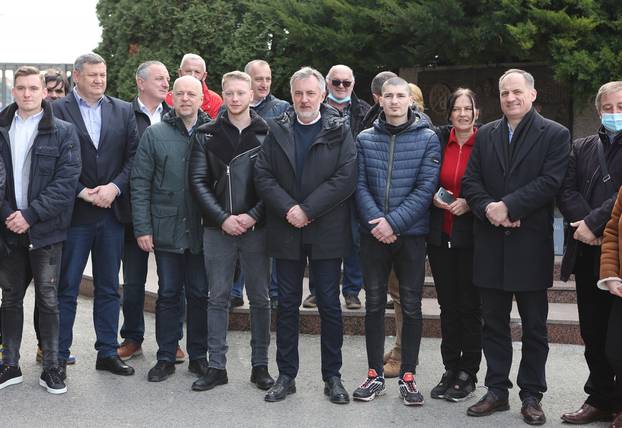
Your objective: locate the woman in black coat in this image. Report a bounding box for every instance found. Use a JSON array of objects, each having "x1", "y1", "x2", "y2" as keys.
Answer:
[{"x1": 427, "y1": 88, "x2": 482, "y2": 402}]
